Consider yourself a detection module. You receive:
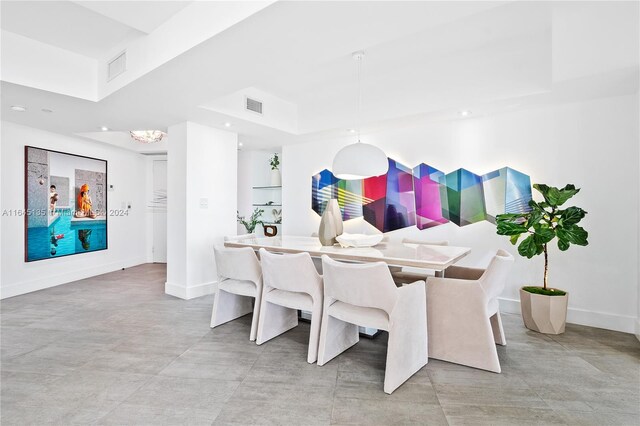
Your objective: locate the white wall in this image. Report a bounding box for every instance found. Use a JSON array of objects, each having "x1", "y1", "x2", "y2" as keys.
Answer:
[
  {"x1": 166, "y1": 122, "x2": 237, "y2": 299},
  {"x1": 0, "y1": 122, "x2": 148, "y2": 298},
  {"x1": 236, "y1": 149, "x2": 282, "y2": 236},
  {"x1": 283, "y1": 94, "x2": 639, "y2": 334}
]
